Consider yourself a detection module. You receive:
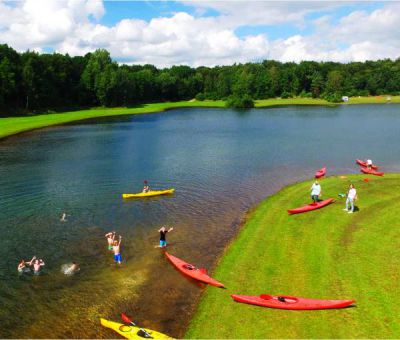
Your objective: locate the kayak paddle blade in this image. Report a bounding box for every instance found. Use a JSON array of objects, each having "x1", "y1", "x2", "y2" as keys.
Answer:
[{"x1": 121, "y1": 313, "x2": 133, "y2": 325}]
